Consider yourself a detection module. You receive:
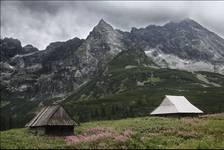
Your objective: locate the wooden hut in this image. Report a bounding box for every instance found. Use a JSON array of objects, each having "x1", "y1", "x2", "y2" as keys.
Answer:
[{"x1": 25, "y1": 105, "x2": 76, "y2": 135}]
